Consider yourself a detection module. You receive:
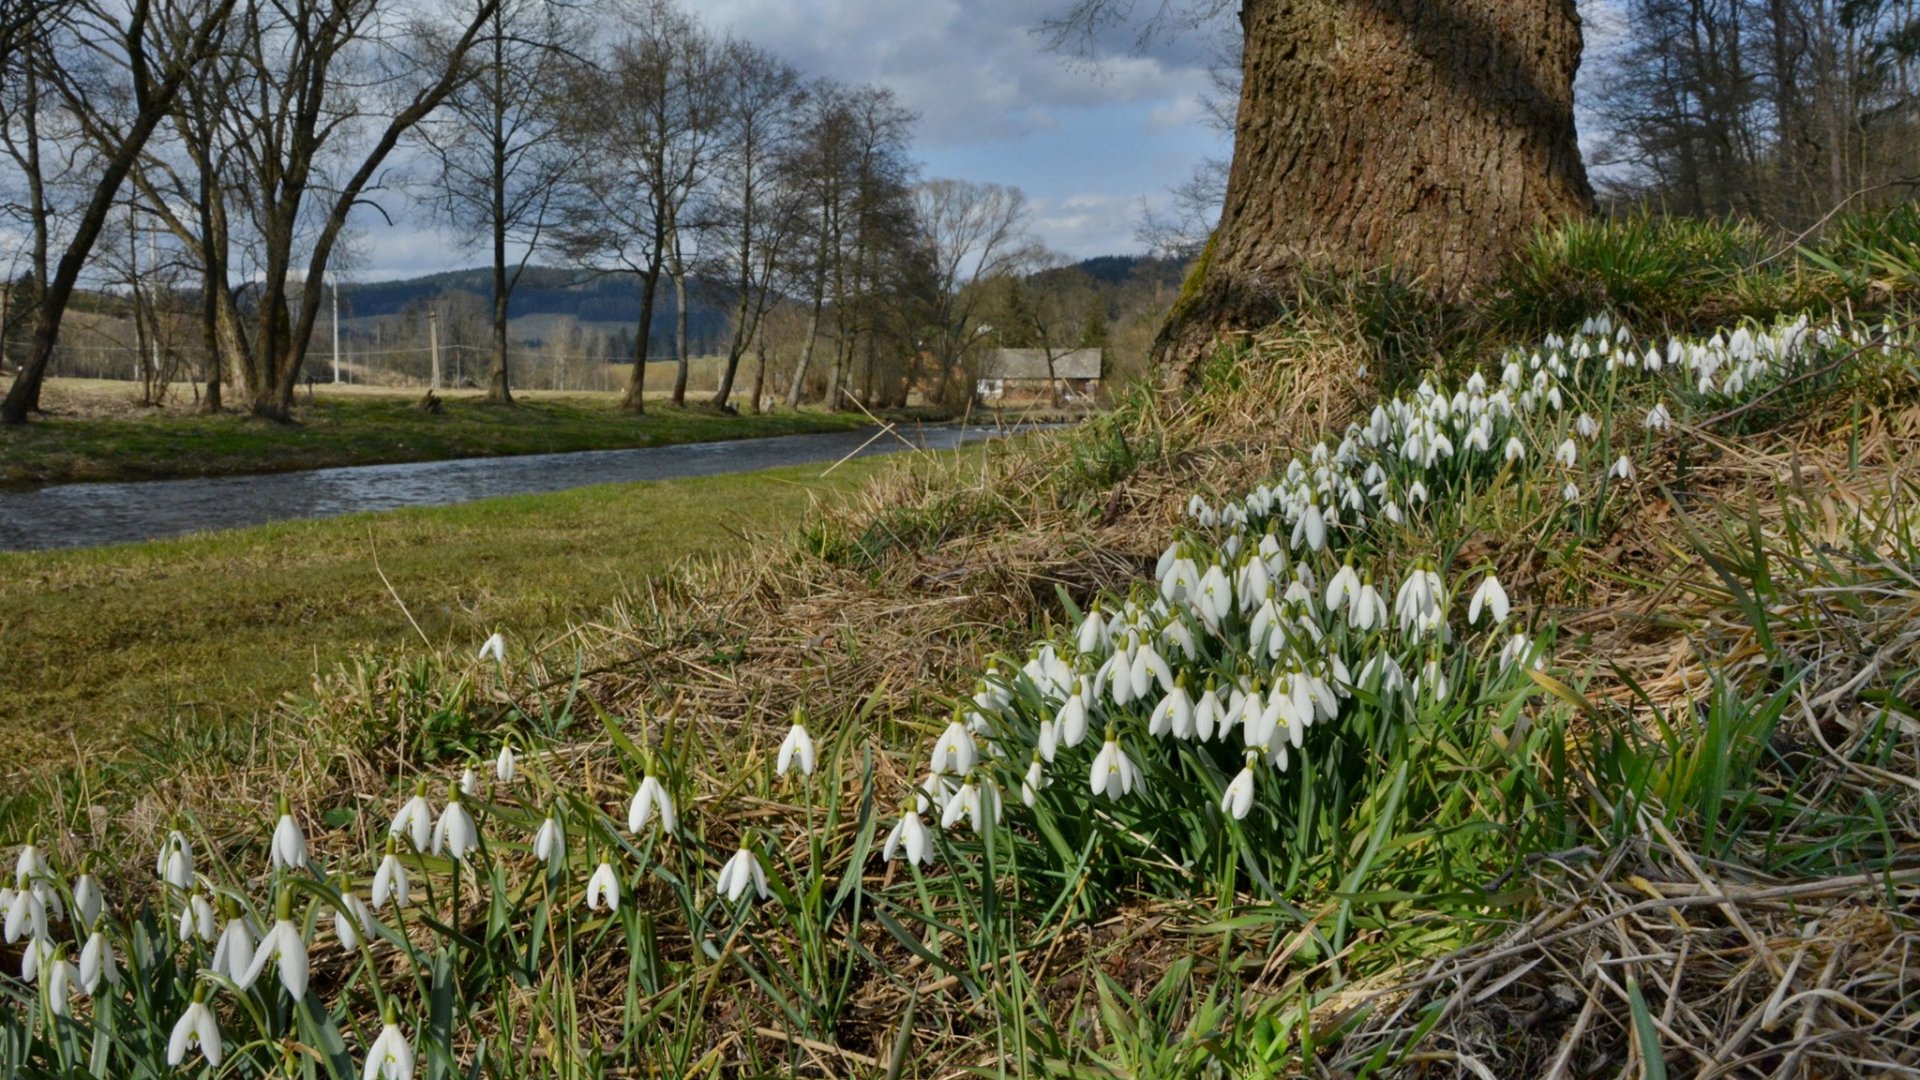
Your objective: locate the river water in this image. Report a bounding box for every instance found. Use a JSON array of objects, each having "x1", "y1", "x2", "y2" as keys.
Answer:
[{"x1": 0, "y1": 423, "x2": 1038, "y2": 552}]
